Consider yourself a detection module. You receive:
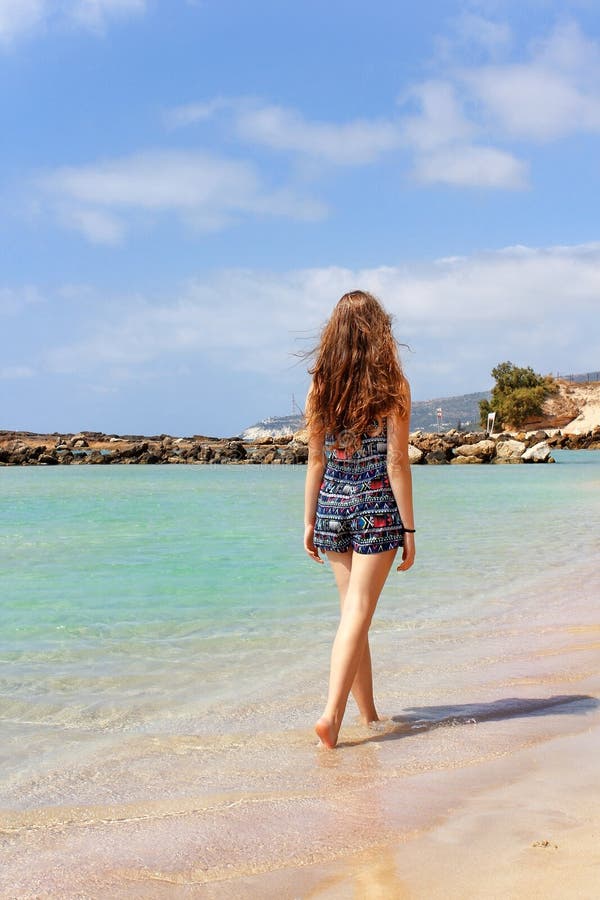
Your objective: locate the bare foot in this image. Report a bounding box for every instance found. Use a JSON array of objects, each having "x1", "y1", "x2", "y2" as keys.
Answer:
[
  {"x1": 359, "y1": 713, "x2": 381, "y2": 725},
  {"x1": 315, "y1": 716, "x2": 337, "y2": 749}
]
